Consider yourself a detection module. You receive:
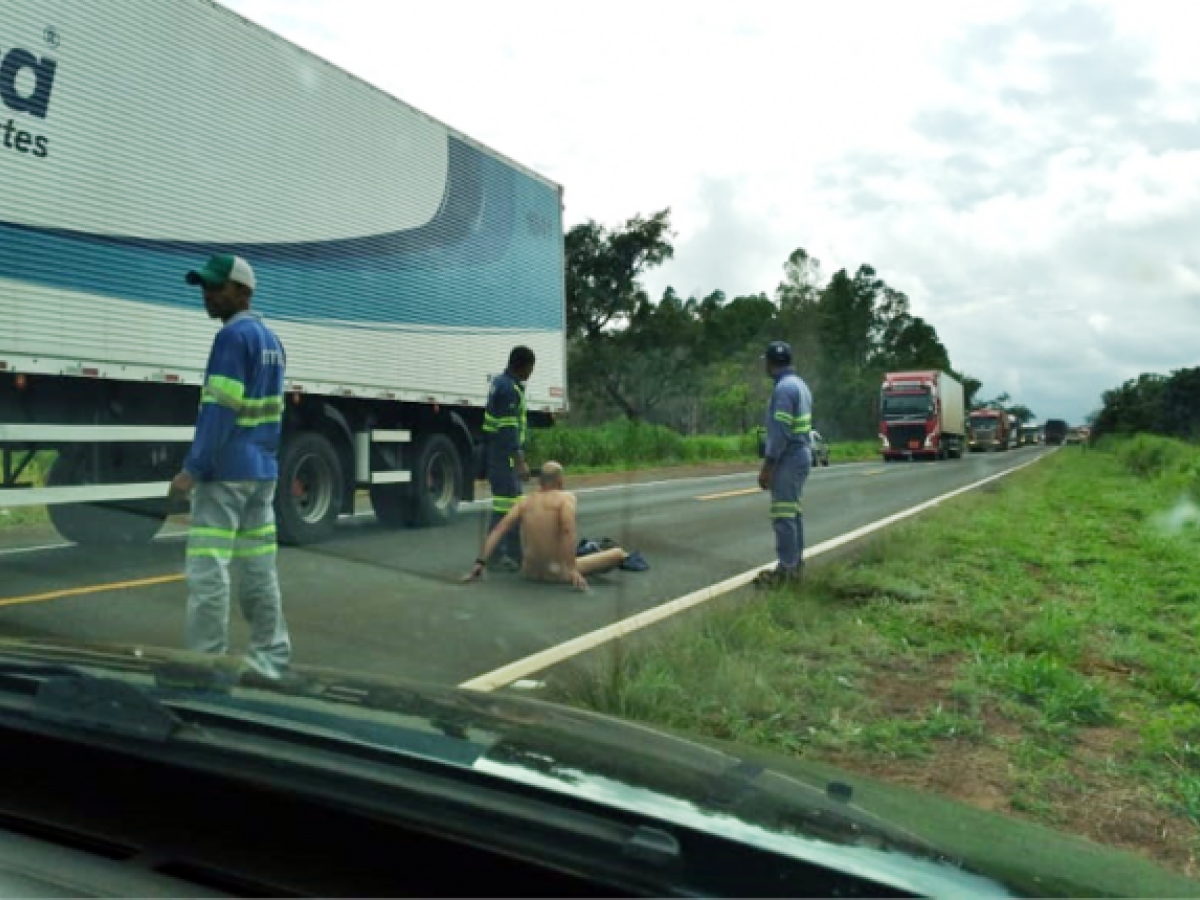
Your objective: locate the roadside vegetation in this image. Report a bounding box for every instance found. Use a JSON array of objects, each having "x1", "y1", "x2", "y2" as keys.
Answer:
[
  {"x1": 0, "y1": 451, "x2": 53, "y2": 531},
  {"x1": 528, "y1": 421, "x2": 878, "y2": 473},
  {"x1": 552, "y1": 437, "x2": 1200, "y2": 877}
]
